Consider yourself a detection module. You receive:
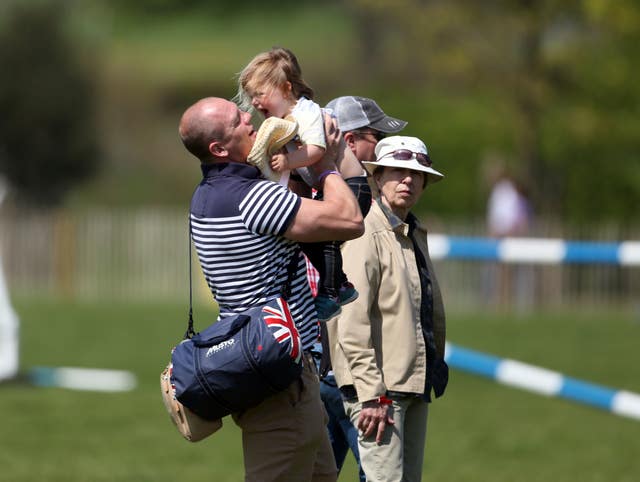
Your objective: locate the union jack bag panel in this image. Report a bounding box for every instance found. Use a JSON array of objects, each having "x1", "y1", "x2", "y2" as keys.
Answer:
[
  {"x1": 262, "y1": 298, "x2": 302, "y2": 364},
  {"x1": 170, "y1": 297, "x2": 304, "y2": 422}
]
